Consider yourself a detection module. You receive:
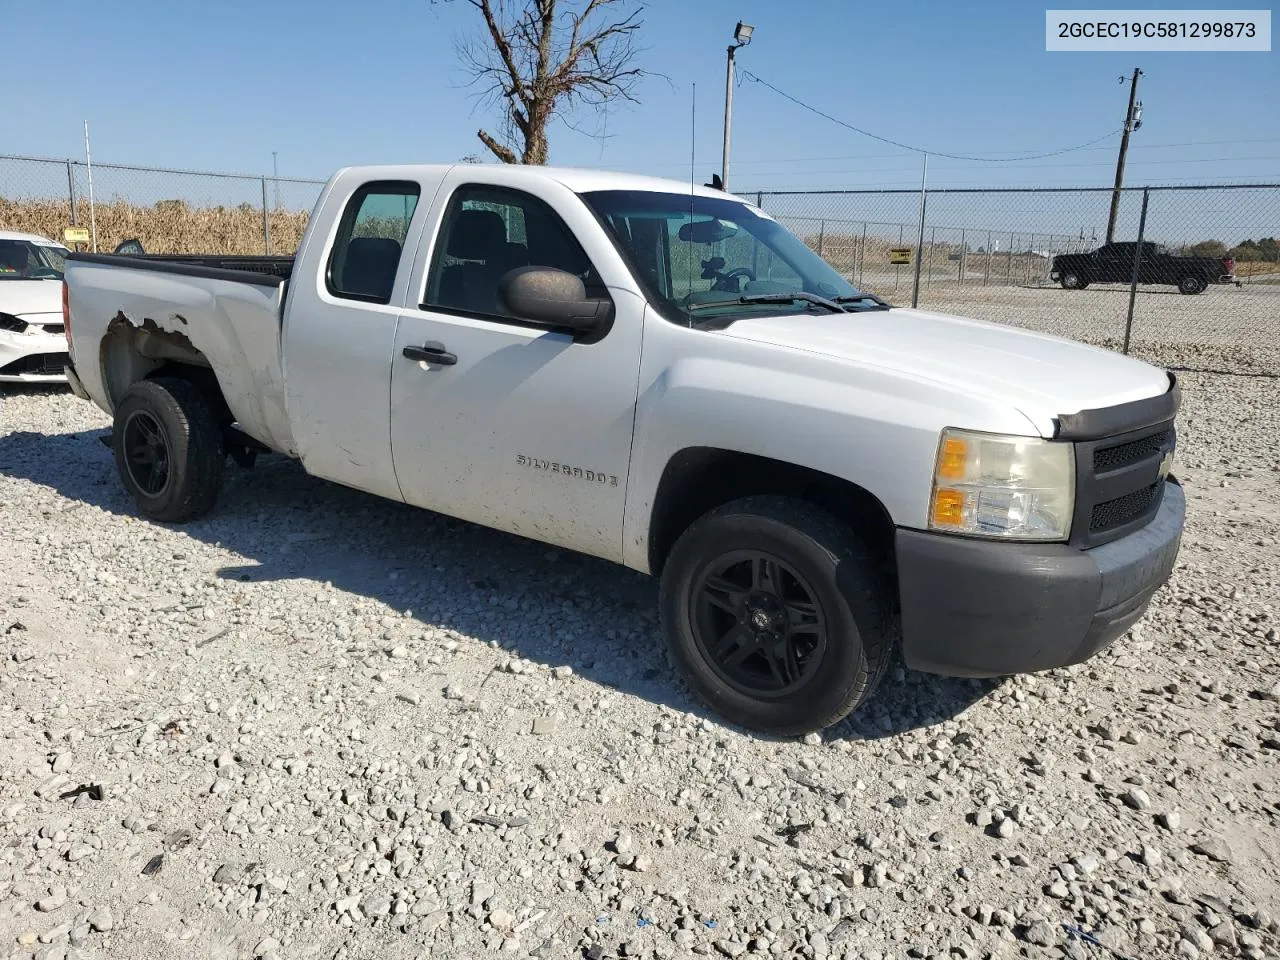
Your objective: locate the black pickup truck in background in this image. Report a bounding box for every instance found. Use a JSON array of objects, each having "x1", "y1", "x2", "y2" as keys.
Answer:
[{"x1": 1050, "y1": 241, "x2": 1236, "y2": 294}]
